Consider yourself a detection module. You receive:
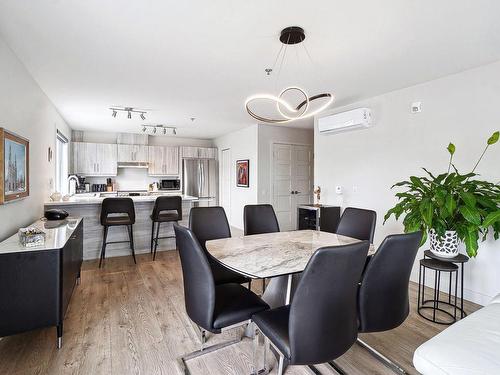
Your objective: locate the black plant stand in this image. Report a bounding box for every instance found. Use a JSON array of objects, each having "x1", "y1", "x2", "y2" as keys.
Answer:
[
  {"x1": 424, "y1": 250, "x2": 469, "y2": 319},
  {"x1": 417, "y1": 250, "x2": 469, "y2": 325}
]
